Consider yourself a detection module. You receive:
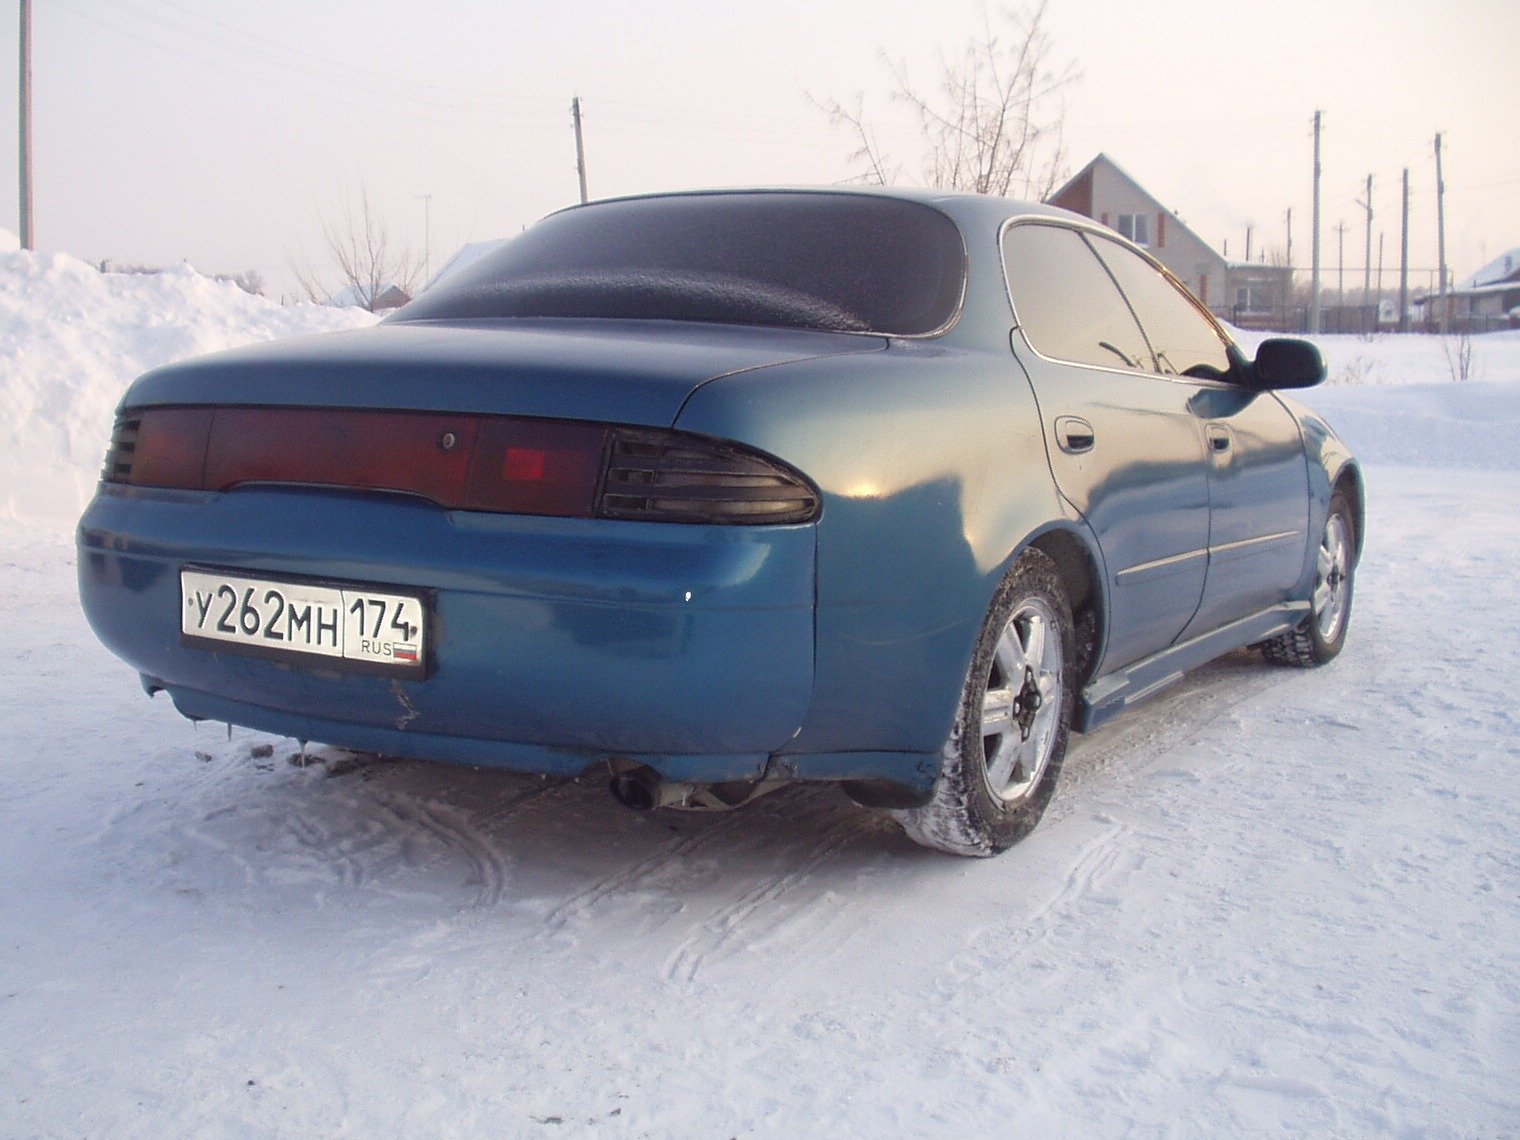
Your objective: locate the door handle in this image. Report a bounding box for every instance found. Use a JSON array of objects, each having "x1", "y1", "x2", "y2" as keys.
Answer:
[
  {"x1": 1055, "y1": 416, "x2": 1095, "y2": 454},
  {"x1": 1206, "y1": 424, "x2": 1233, "y2": 453}
]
